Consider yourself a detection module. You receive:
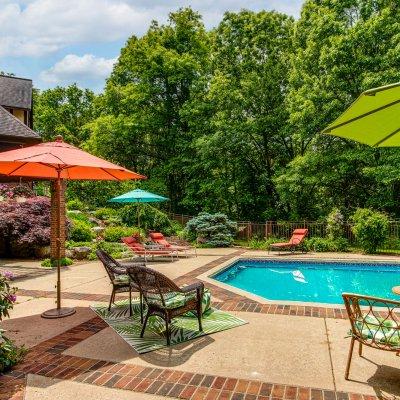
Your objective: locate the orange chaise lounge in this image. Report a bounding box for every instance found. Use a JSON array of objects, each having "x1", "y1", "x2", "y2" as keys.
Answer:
[
  {"x1": 122, "y1": 236, "x2": 178, "y2": 261},
  {"x1": 268, "y1": 228, "x2": 308, "y2": 254},
  {"x1": 149, "y1": 232, "x2": 197, "y2": 257}
]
